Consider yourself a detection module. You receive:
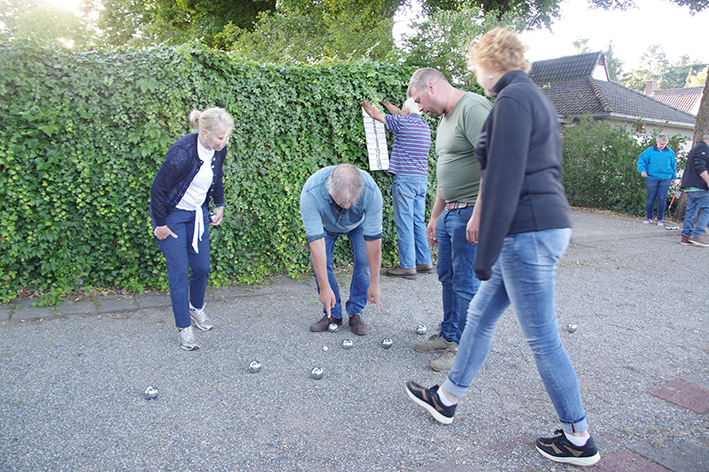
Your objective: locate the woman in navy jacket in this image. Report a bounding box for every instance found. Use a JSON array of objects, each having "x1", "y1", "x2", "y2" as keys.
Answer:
[
  {"x1": 405, "y1": 27, "x2": 600, "y2": 467},
  {"x1": 150, "y1": 108, "x2": 233, "y2": 351}
]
